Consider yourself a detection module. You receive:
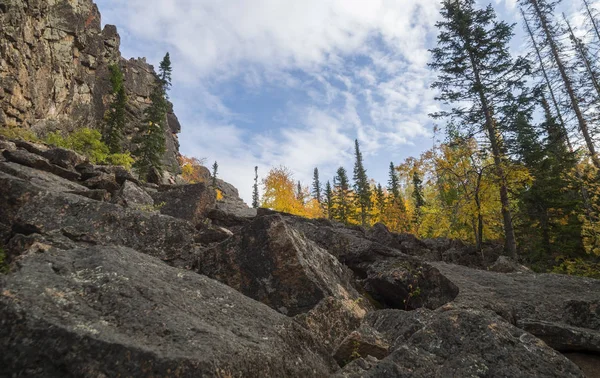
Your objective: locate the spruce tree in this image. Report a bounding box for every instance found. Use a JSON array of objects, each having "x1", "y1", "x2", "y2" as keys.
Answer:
[
  {"x1": 252, "y1": 166, "x2": 260, "y2": 208},
  {"x1": 430, "y1": 0, "x2": 530, "y2": 257},
  {"x1": 388, "y1": 161, "x2": 406, "y2": 212},
  {"x1": 159, "y1": 52, "x2": 173, "y2": 96},
  {"x1": 212, "y1": 161, "x2": 218, "y2": 187},
  {"x1": 412, "y1": 171, "x2": 426, "y2": 216},
  {"x1": 312, "y1": 167, "x2": 322, "y2": 203},
  {"x1": 324, "y1": 180, "x2": 333, "y2": 220},
  {"x1": 134, "y1": 54, "x2": 171, "y2": 181},
  {"x1": 333, "y1": 167, "x2": 352, "y2": 224},
  {"x1": 375, "y1": 183, "x2": 385, "y2": 222},
  {"x1": 353, "y1": 139, "x2": 371, "y2": 226},
  {"x1": 104, "y1": 64, "x2": 127, "y2": 154},
  {"x1": 296, "y1": 181, "x2": 304, "y2": 205}
]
